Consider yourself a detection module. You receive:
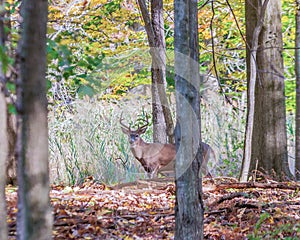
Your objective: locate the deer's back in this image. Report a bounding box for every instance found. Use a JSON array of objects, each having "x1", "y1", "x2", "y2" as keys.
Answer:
[{"x1": 131, "y1": 142, "x2": 176, "y2": 167}]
